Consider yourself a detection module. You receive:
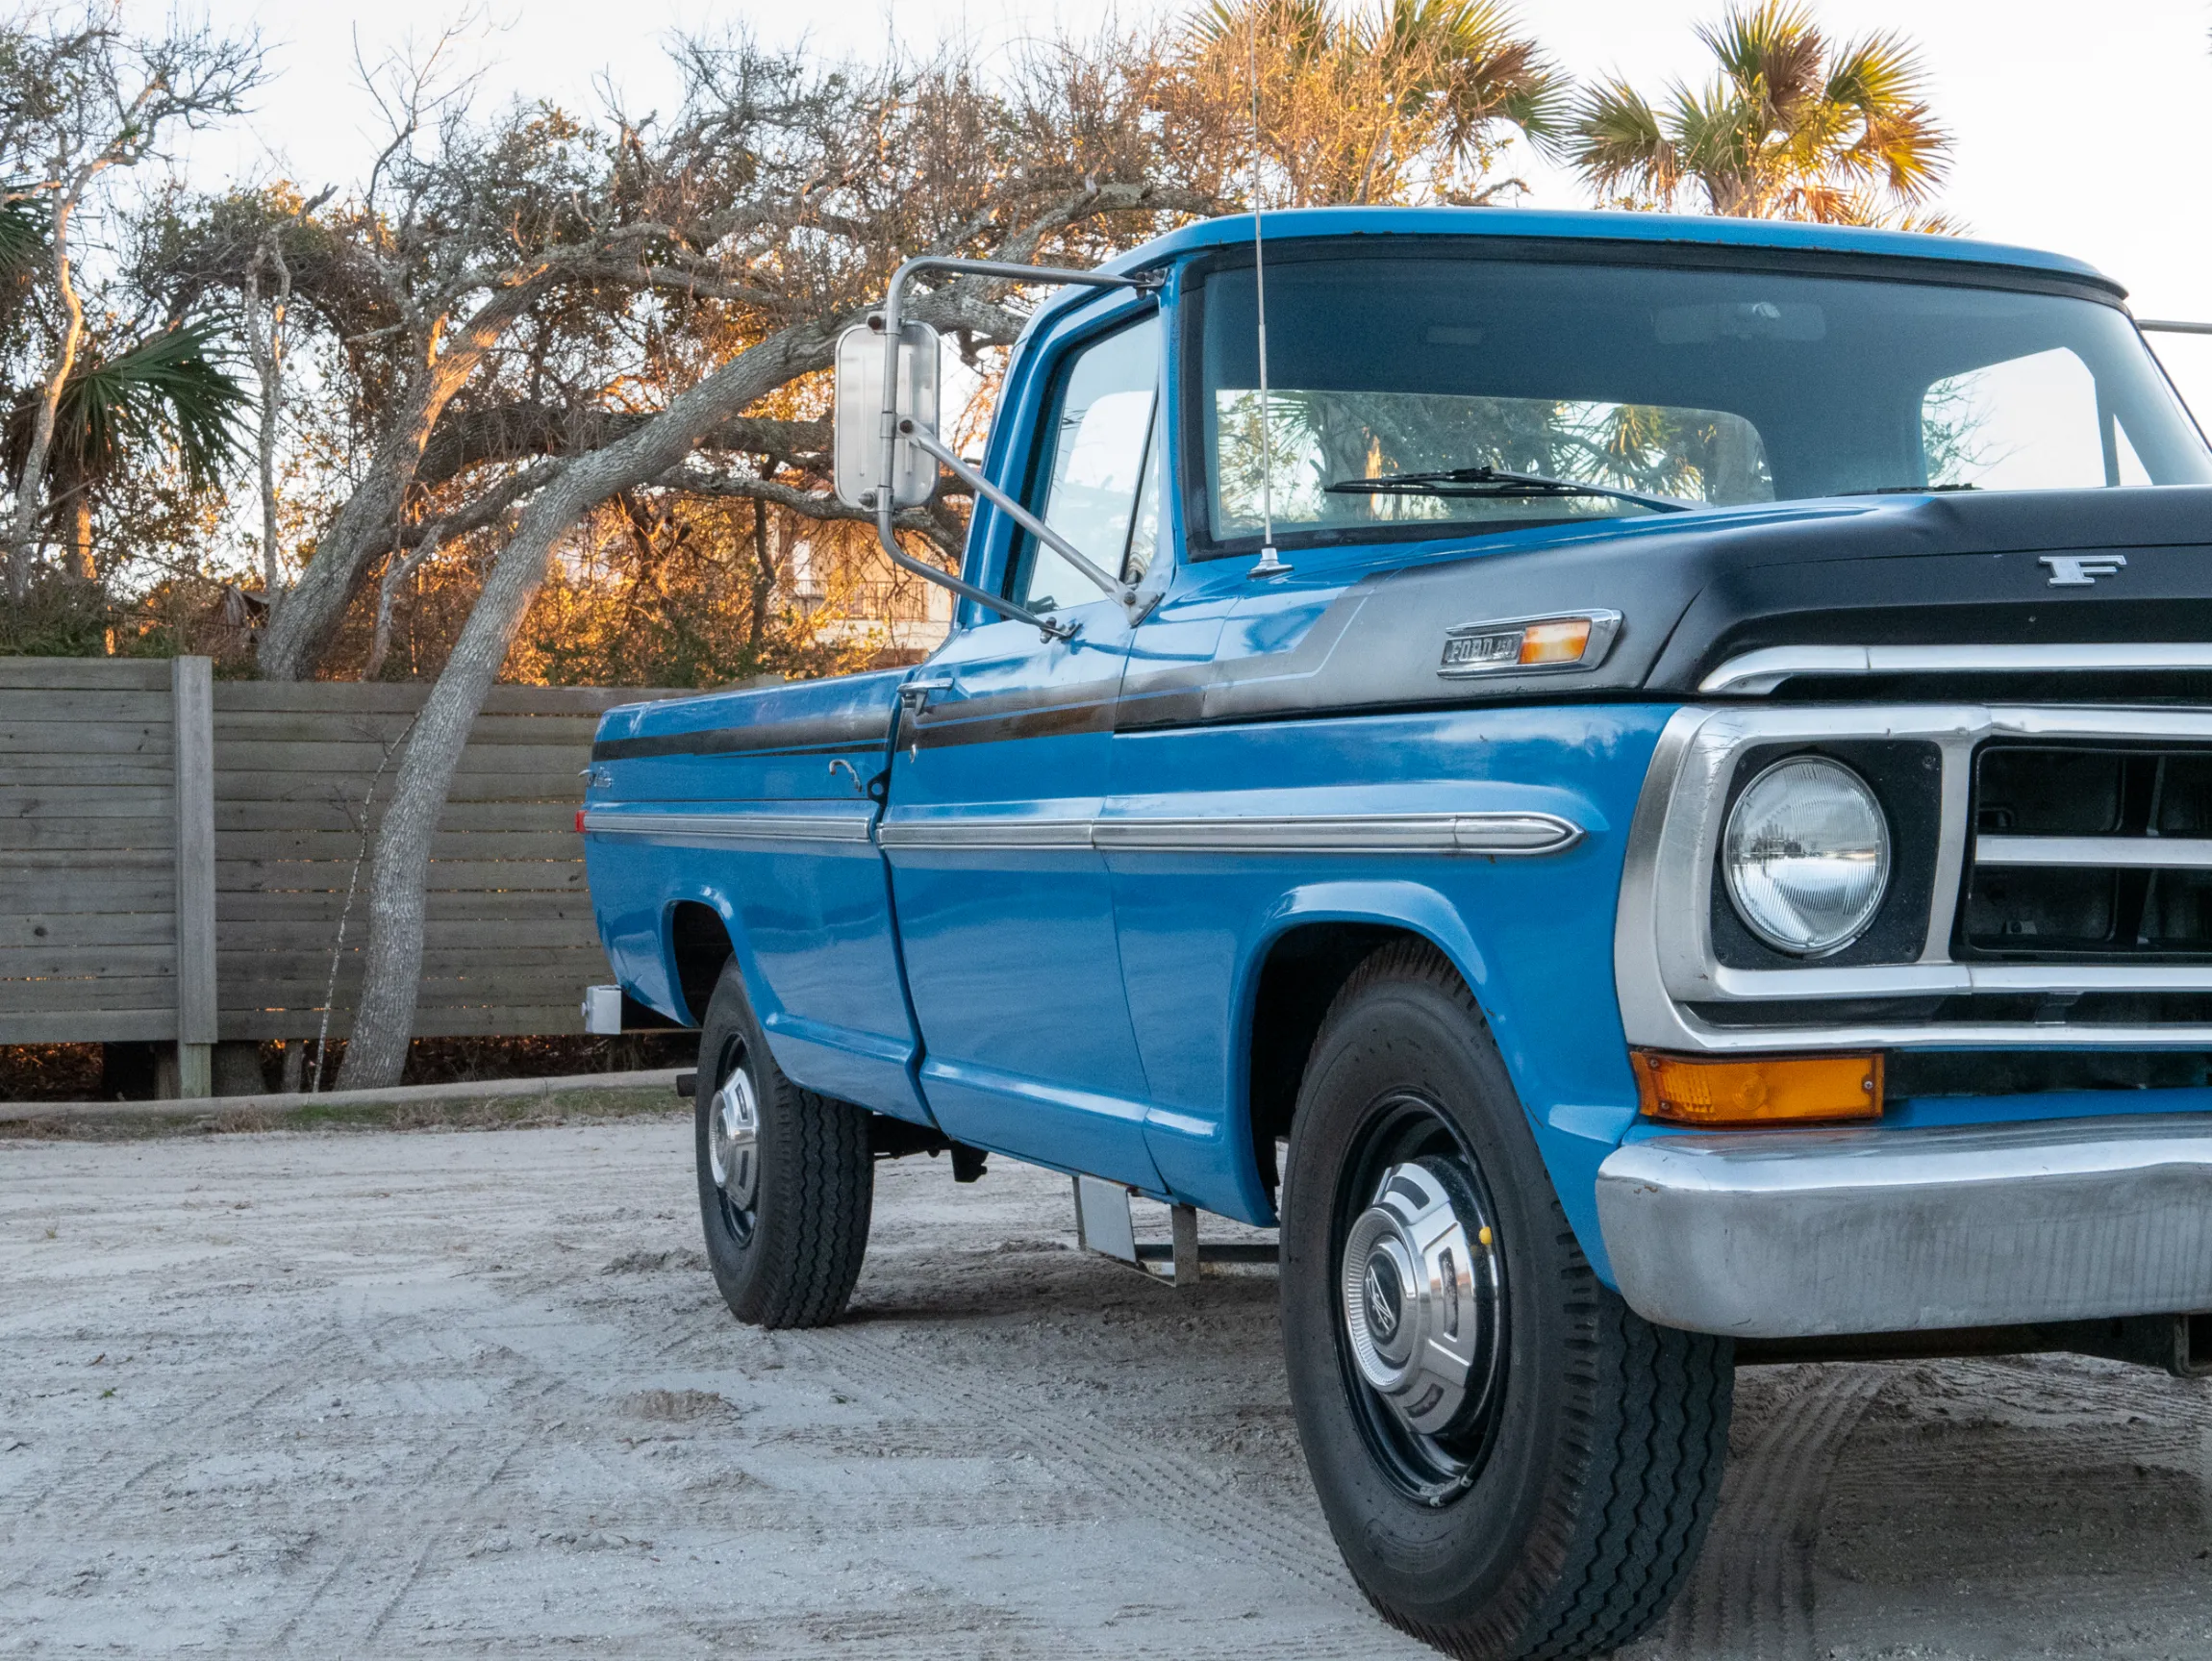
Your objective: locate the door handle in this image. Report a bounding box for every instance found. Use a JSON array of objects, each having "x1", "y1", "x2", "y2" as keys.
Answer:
[{"x1": 897, "y1": 673, "x2": 956, "y2": 714}]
